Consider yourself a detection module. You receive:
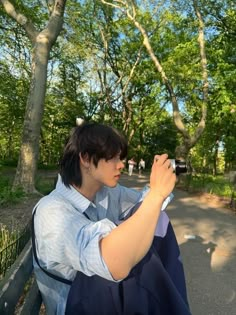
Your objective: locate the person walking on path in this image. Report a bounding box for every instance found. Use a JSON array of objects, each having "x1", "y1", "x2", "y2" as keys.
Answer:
[
  {"x1": 138, "y1": 158, "x2": 145, "y2": 176},
  {"x1": 128, "y1": 157, "x2": 136, "y2": 176}
]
